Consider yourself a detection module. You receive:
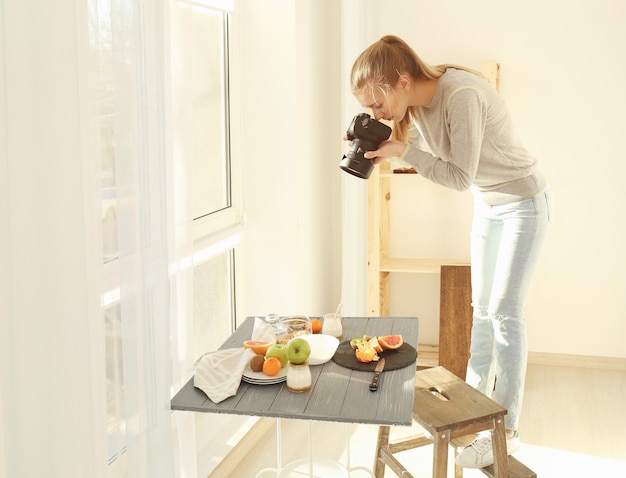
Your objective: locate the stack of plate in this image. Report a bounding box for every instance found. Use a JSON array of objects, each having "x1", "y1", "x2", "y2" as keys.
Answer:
[{"x1": 241, "y1": 365, "x2": 288, "y2": 385}]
